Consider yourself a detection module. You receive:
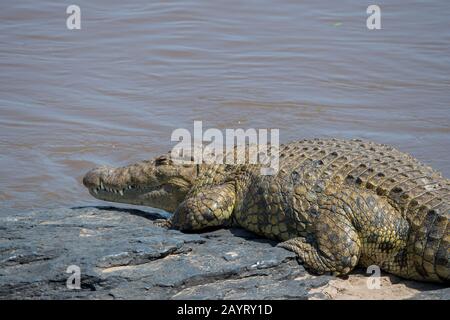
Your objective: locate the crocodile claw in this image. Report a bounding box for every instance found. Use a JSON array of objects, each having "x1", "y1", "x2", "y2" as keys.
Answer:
[{"x1": 153, "y1": 218, "x2": 172, "y2": 229}]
